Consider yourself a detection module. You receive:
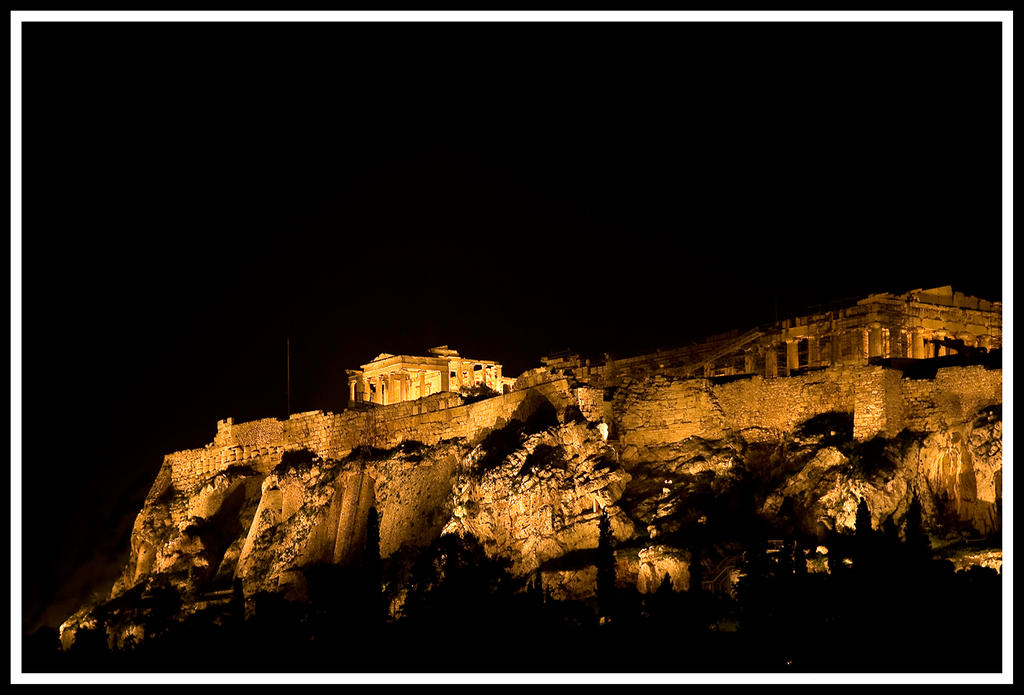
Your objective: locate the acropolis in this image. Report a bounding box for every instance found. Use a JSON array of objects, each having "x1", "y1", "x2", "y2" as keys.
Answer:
[{"x1": 59, "y1": 284, "x2": 1004, "y2": 660}]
